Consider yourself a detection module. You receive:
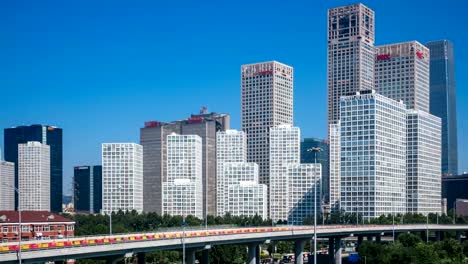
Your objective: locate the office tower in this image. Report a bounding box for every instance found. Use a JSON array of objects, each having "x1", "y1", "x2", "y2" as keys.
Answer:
[
  {"x1": 140, "y1": 111, "x2": 229, "y2": 215},
  {"x1": 329, "y1": 123, "x2": 341, "y2": 212},
  {"x1": 269, "y1": 125, "x2": 300, "y2": 222},
  {"x1": 73, "y1": 165, "x2": 102, "y2": 214},
  {"x1": 163, "y1": 134, "x2": 203, "y2": 218},
  {"x1": 102, "y1": 143, "x2": 143, "y2": 214},
  {"x1": 375, "y1": 41, "x2": 430, "y2": 111},
  {"x1": 4, "y1": 125, "x2": 63, "y2": 212},
  {"x1": 18, "y1": 142, "x2": 50, "y2": 211},
  {"x1": 226, "y1": 181, "x2": 268, "y2": 219},
  {"x1": 328, "y1": 4, "x2": 375, "y2": 128},
  {"x1": 216, "y1": 130, "x2": 247, "y2": 216},
  {"x1": 287, "y1": 163, "x2": 321, "y2": 225},
  {"x1": 0, "y1": 152, "x2": 15, "y2": 210},
  {"x1": 340, "y1": 91, "x2": 407, "y2": 219},
  {"x1": 241, "y1": 61, "x2": 294, "y2": 192},
  {"x1": 426, "y1": 40, "x2": 458, "y2": 176},
  {"x1": 406, "y1": 110, "x2": 442, "y2": 214},
  {"x1": 222, "y1": 163, "x2": 268, "y2": 219},
  {"x1": 301, "y1": 138, "x2": 329, "y2": 203}
]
